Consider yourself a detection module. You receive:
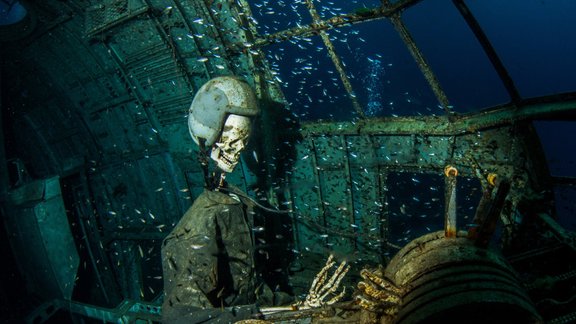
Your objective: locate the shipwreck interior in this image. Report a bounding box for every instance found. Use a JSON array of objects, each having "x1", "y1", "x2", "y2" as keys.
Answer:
[{"x1": 1, "y1": 0, "x2": 576, "y2": 323}]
